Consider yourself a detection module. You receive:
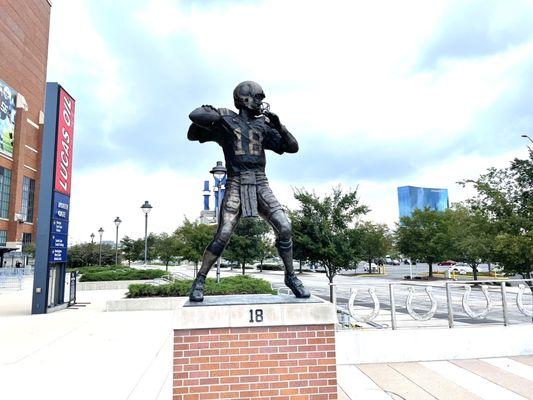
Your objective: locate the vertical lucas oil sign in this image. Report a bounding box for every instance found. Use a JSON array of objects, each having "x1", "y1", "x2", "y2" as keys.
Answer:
[
  {"x1": 31, "y1": 83, "x2": 75, "y2": 314},
  {"x1": 50, "y1": 88, "x2": 74, "y2": 262}
]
